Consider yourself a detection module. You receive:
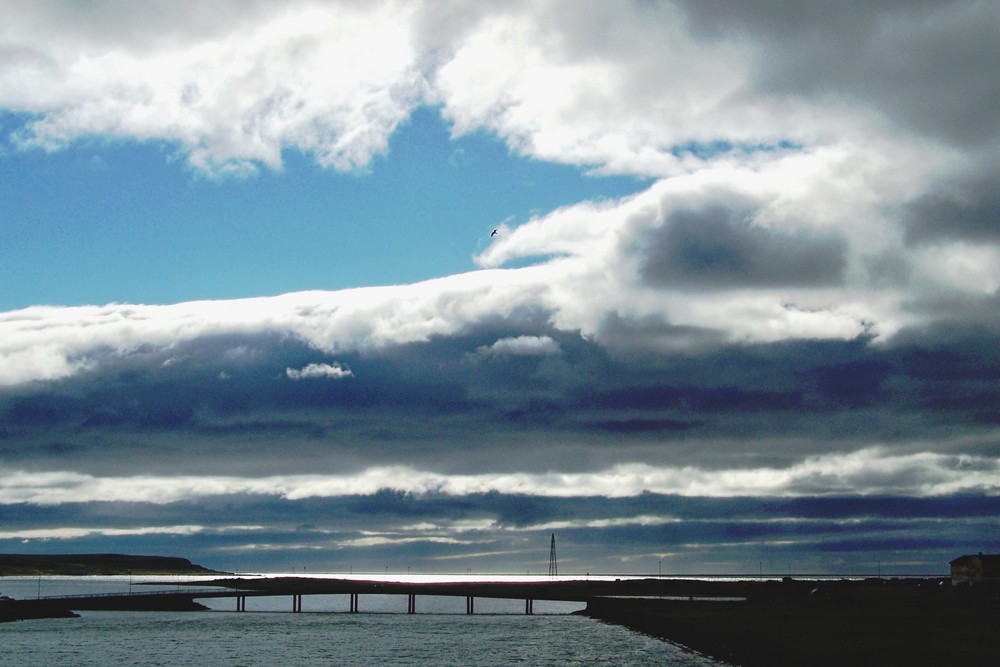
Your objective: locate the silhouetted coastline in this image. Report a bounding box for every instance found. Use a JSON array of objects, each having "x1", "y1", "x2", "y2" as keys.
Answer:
[{"x1": 0, "y1": 553, "x2": 227, "y2": 576}]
